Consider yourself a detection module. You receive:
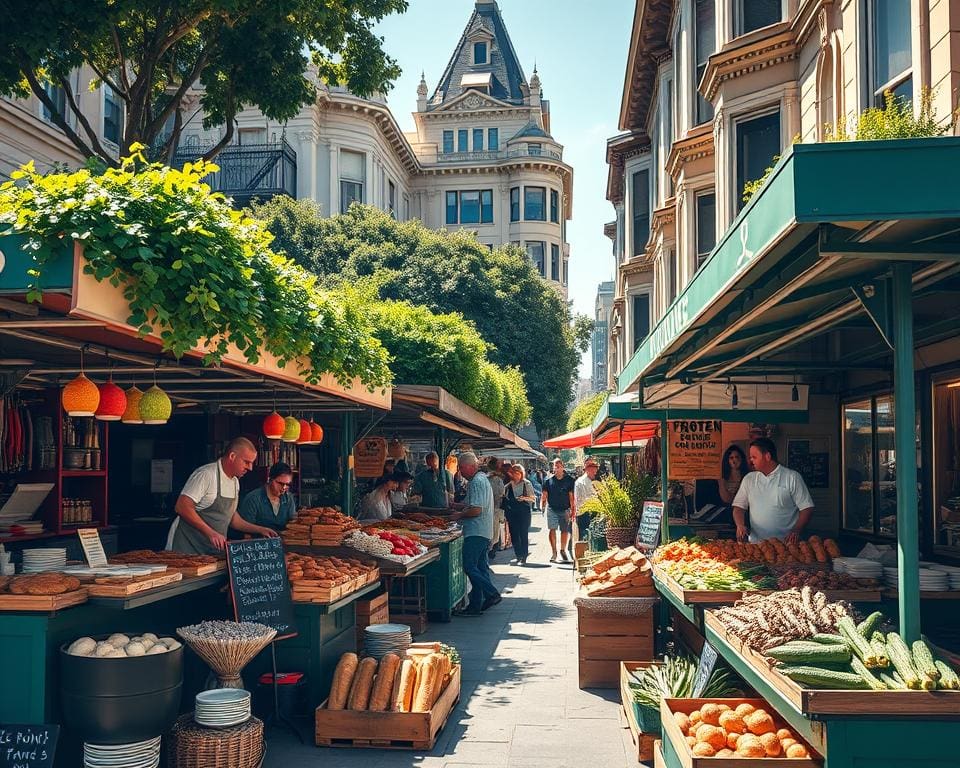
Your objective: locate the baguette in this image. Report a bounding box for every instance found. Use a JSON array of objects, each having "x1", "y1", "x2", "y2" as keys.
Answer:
[
  {"x1": 412, "y1": 655, "x2": 442, "y2": 712},
  {"x1": 389, "y1": 657, "x2": 407, "y2": 710},
  {"x1": 369, "y1": 653, "x2": 400, "y2": 712},
  {"x1": 328, "y1": 652, "x2": 358, "y2": 710},
  {"x1": 347, "y1": 657, "x2": 377, "y2": 710},
  {"x1": 392, "y1": 659, "x2": 416, "y2": 712}
]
